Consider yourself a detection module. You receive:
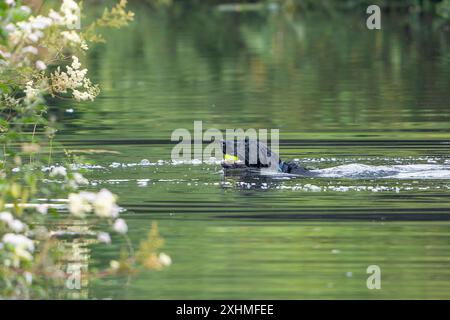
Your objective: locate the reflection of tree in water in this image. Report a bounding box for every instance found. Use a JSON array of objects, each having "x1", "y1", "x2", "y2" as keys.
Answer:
[
  {"x1": 54, "y1": 222, "x2": 95, "y2": 299},
  {"x1": 52, "y1": 221, "x2": 171, "y2": 299},
  {"x1": 89, "y1": 8, "x2": 450, "y2": 139}
]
